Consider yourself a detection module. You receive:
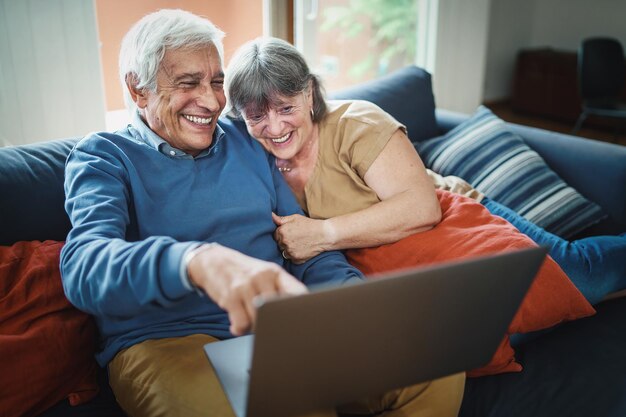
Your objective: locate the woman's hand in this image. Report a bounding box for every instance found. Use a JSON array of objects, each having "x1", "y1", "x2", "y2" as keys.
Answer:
[{"x1": 272, "y1": 212, "x2": 335, "y2": 264}]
